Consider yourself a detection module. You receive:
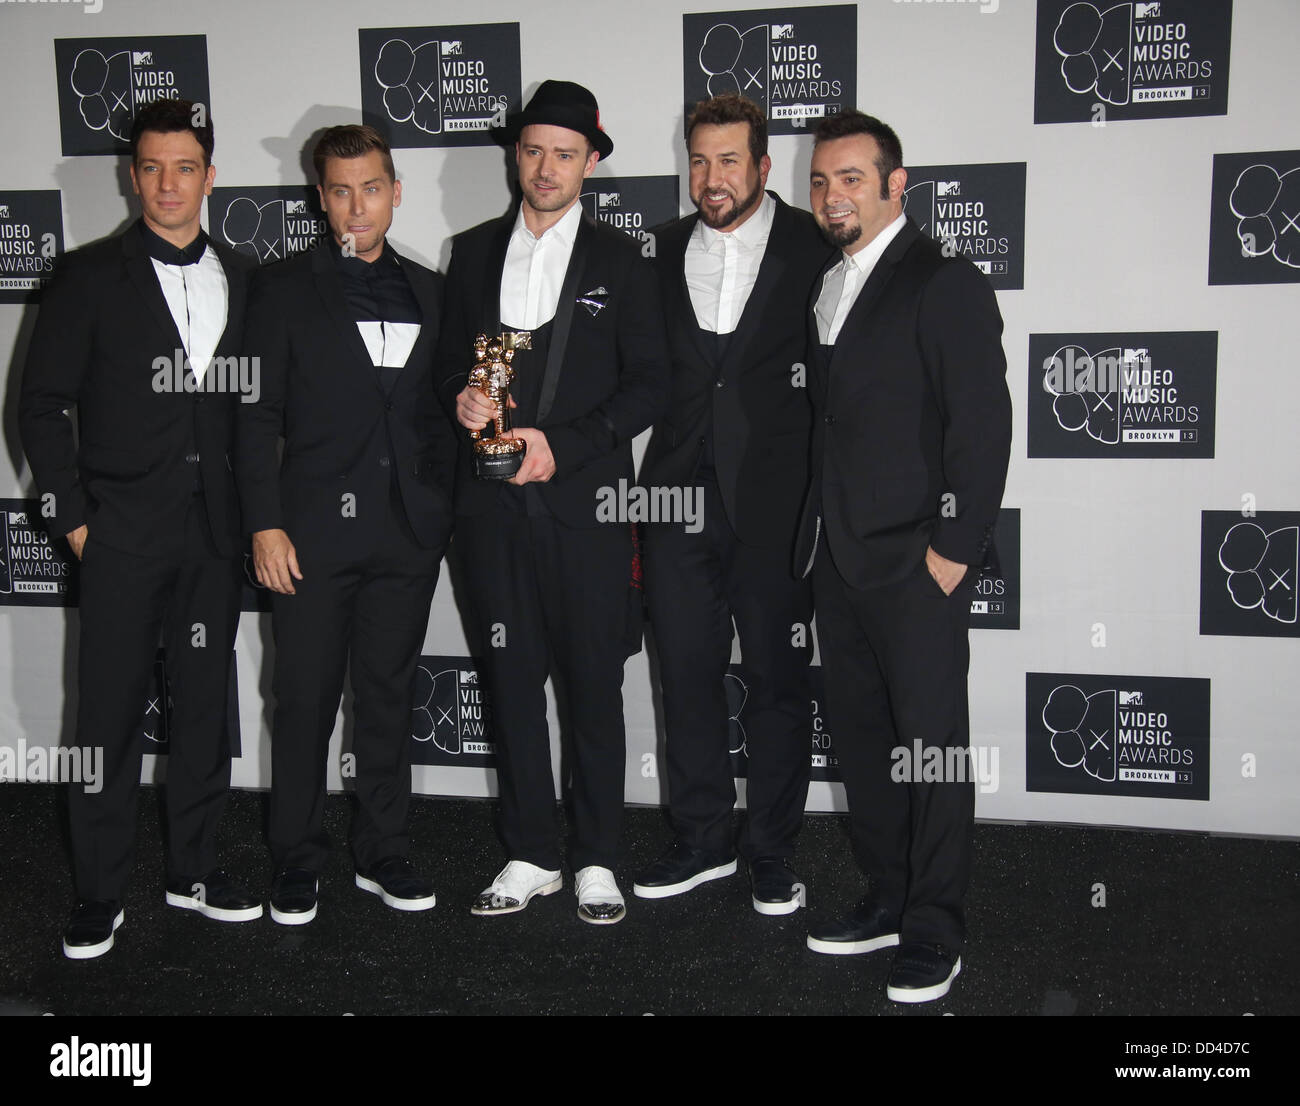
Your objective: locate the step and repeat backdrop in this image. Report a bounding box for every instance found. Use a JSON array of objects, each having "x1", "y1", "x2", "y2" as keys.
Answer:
[{"x1": 1, "y1": 0, "x2": 1296, "y2": 838}]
